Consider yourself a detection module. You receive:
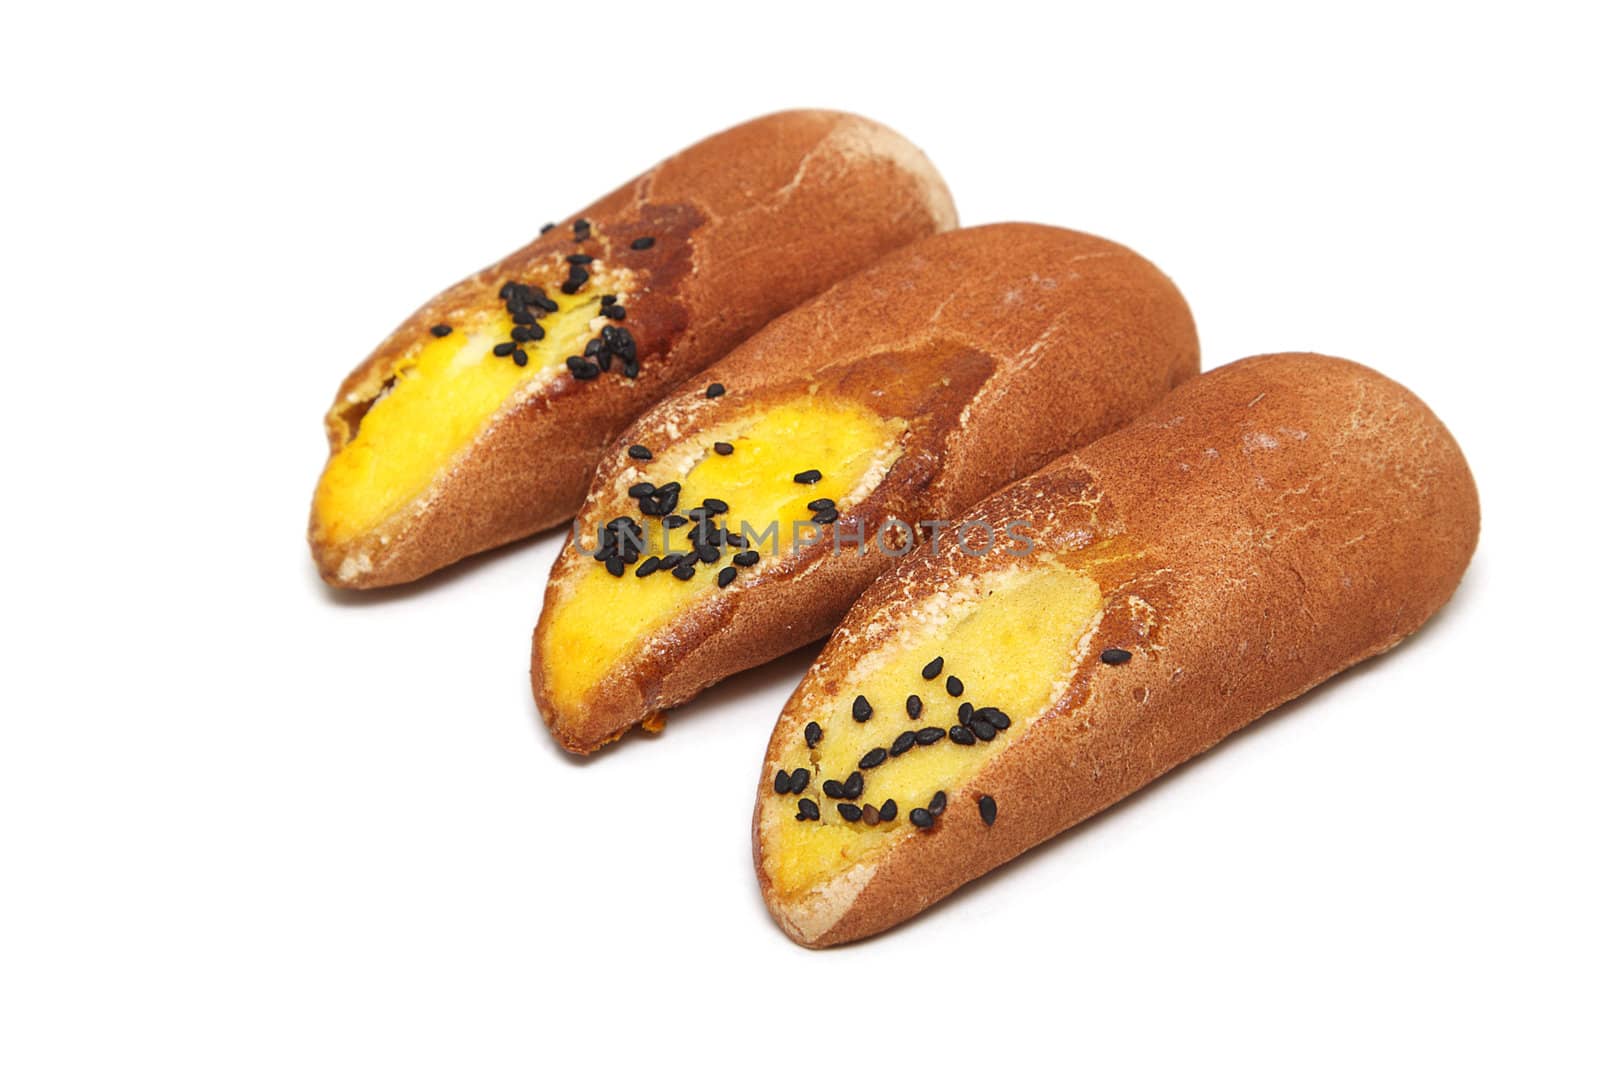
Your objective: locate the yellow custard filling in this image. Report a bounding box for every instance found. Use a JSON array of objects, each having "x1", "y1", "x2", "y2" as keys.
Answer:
[
  {"x1": 313, "y1": 290, "x2": 604, "y2": 543},
  {"x1": 764, "y1": 562, "x2": 1104, "y2": 896},
  {"x1": 540, "y1": 395, "x2": 906, "y2": 712}
]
